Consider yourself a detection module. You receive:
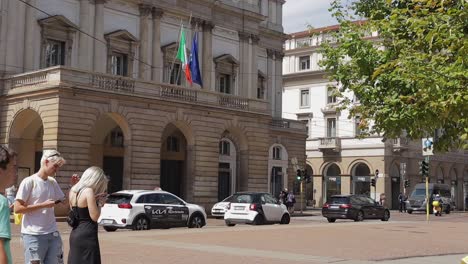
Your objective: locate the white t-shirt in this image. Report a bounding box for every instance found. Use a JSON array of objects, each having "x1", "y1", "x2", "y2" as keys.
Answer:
[{"x1": 15, "y1": 174, "x2": 65, "y2": 235}]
